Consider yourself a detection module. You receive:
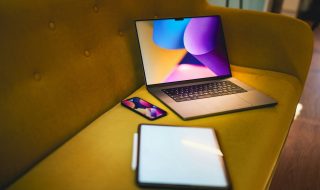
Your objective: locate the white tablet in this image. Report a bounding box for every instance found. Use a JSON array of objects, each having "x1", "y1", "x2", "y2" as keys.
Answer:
[{"x1": 136, "y1": 124, "x2": 231, "y2": 189}]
